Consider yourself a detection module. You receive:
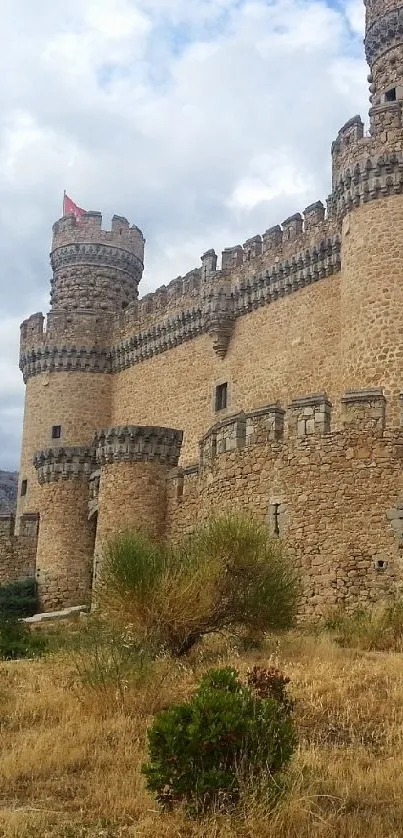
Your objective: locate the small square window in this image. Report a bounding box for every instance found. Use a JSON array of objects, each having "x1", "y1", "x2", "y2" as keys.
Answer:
[
  {"x1": 385, "y1": 88, "x2": 396, "y2": 102},
  {"x1": 21, "y1": 479, "x2": 27, "y2": 497},
  {"x1": 51, "y1": 425, "x2": 62, "y2": 439},
  {"x1": 215, "y1": 383, "x2": 228, "y2": 412}
]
